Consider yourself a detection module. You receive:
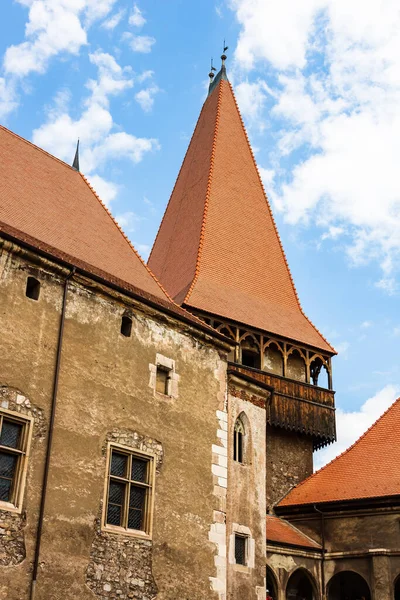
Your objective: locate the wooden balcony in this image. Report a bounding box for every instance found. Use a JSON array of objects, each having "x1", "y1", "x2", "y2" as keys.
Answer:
[{"x1": 228, "y1": 363, "x2": 336, "y2": 449}]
